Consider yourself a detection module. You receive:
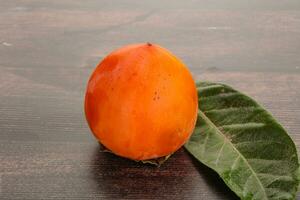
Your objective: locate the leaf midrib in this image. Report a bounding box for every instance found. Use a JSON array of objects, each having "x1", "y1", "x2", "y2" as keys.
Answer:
[{"x1": 198, "y1": 109, "x2": 269, "y2": 200}]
